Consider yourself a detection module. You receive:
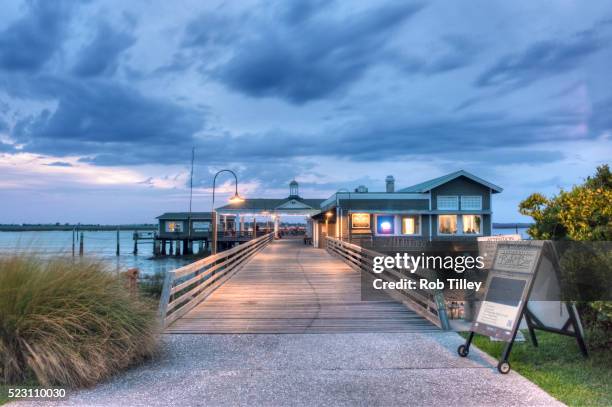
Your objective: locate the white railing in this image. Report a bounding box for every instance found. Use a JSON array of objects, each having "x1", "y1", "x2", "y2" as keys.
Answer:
[
  {"x1": 325, "y1": 236, "x2": 450, "y2": 329},
  {"x1": 159, "y1": 233, "x2": 274, "y2": 328}
]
